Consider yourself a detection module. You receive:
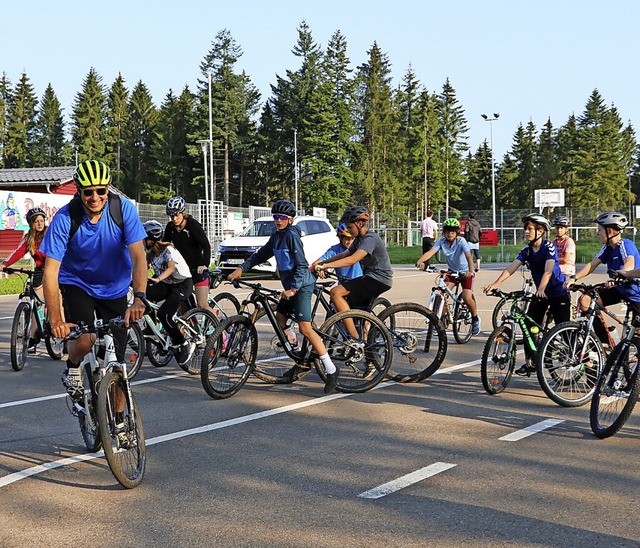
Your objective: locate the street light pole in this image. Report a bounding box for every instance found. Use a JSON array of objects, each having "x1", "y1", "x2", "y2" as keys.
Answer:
[
  {"x1": 293, "y1": 129, "x2": 299, "y2": 212},
  {"x1": 481, "y1": 113, "x2": 500, "y2": 230}
]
